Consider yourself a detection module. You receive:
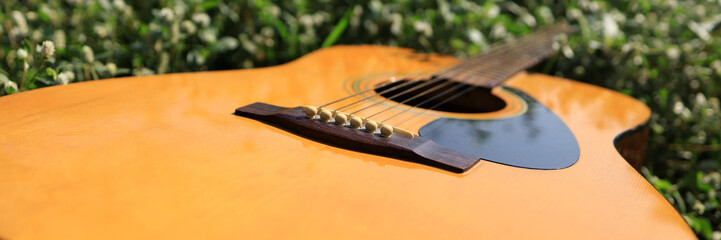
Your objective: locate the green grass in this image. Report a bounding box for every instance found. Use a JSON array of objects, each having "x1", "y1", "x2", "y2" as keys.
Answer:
[{"x1": 1, "y1": 0, "x2": 720, "y2": 238}]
